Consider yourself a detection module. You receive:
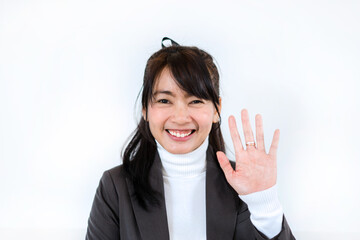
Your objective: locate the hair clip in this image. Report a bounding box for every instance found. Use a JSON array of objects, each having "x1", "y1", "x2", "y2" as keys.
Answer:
[{"x1": 161, "y1": 37, "x2": 180, "y2": 48}]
